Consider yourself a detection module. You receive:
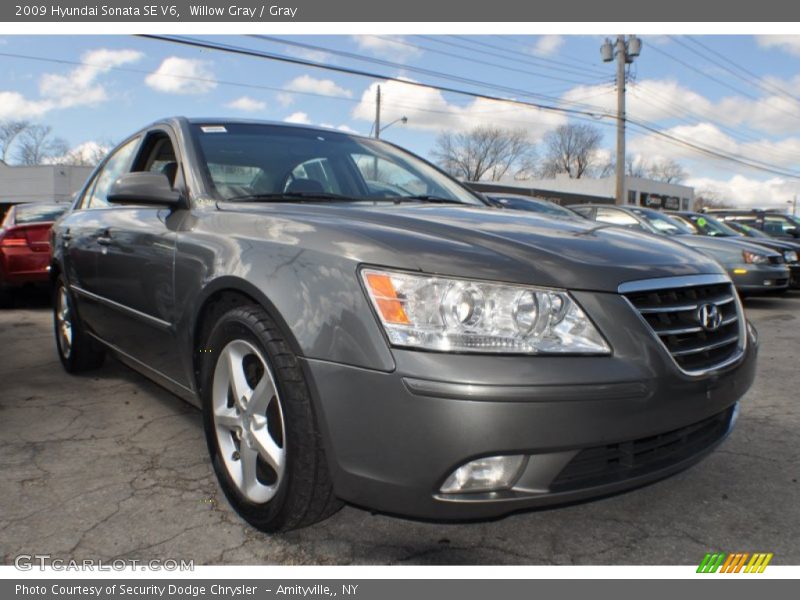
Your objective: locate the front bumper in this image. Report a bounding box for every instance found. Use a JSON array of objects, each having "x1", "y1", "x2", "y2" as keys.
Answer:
[
  {"x1": 727, "y1": 263, "x2": 790, "y2": 293},
  {"x1": 789, "y1": 264, "x2": 800, "y2": 289},
  {"x1": 302, "y1": 291, "x2": 758, "y2": 520}
]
